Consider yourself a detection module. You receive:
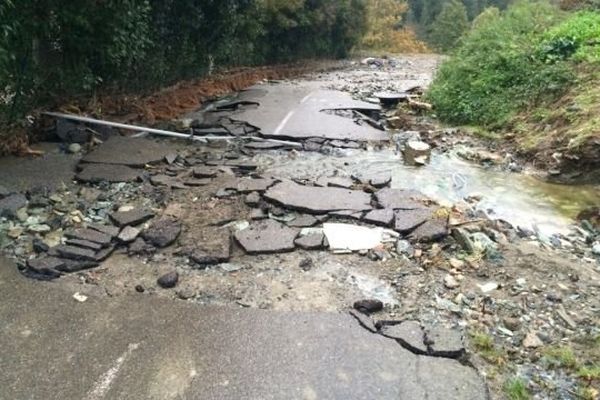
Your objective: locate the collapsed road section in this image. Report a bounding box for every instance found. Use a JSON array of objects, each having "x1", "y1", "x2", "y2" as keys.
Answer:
[{"x1": 1, "y1": 56, "x2": 598, "y2": 400}]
